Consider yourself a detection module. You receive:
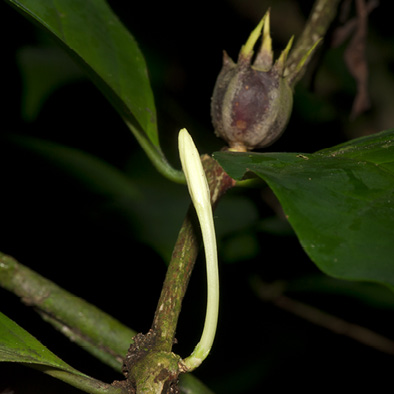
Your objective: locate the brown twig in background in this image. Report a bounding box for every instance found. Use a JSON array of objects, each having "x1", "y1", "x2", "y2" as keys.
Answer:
[
  {"x1": 252, "y1": 277, "x2": 394, "y2": 355},
  {"x1": 332, "y1": 0, "x2": 379, "y2": 118}
]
